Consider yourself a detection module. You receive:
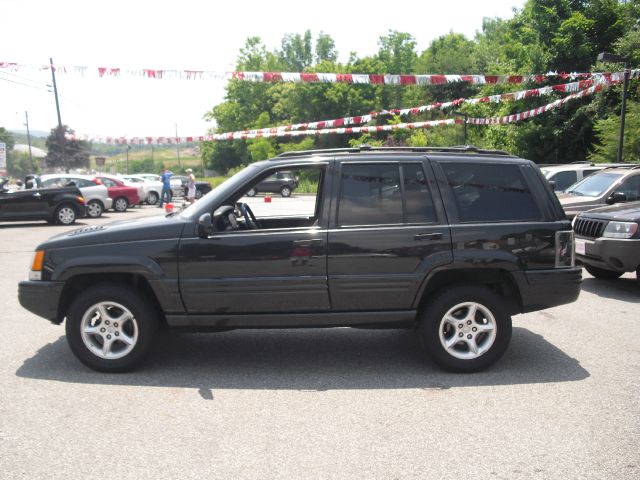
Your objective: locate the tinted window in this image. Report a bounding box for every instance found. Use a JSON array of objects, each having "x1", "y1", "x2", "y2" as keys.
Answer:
[
  {"x1": 339, "y1": 164, "x2": 402, "y2": 226},
  {"x1": 402, "y1": 163, "x2": 437, "y2": 223},
  {"x1": 442, "y1": 163, "x2": 541, "y2": 222},
  {"x1": 616, "y1": 174, "x2": 640, "y2": 201},
  {"x1": 550, "y1": 171, "x2": 577, "y2": 191}
]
